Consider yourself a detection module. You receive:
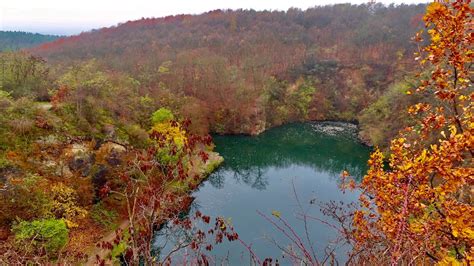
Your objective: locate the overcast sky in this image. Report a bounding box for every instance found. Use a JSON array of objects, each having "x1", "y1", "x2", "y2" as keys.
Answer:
[{"x1": 1, "y1": 0, "x2": 430, "y2": 35}]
